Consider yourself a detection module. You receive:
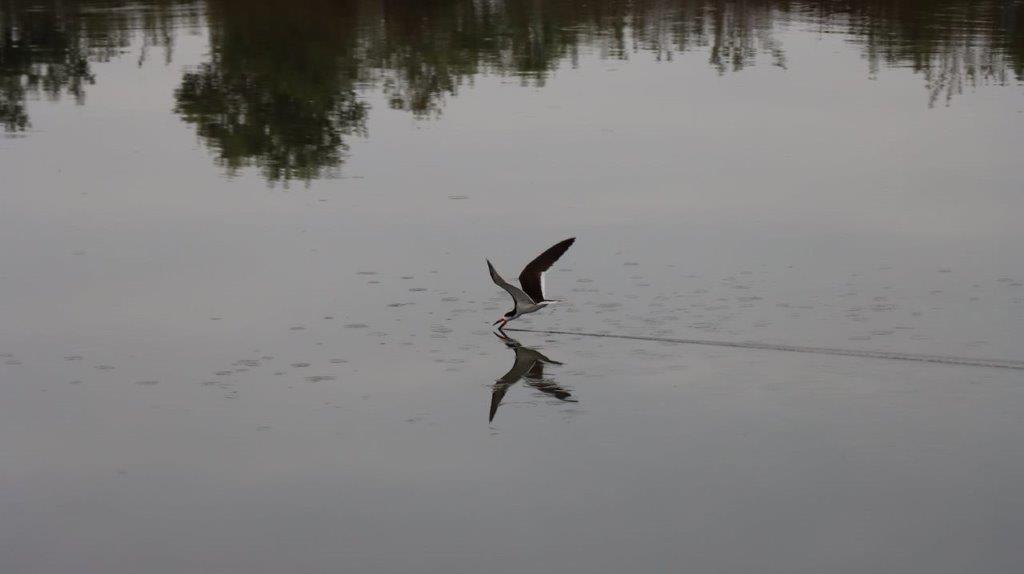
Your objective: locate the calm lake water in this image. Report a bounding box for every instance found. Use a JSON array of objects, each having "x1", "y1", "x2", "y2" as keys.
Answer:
[{"x1": 3, "y1": 1, "x2": 1024, "y2": 572}]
